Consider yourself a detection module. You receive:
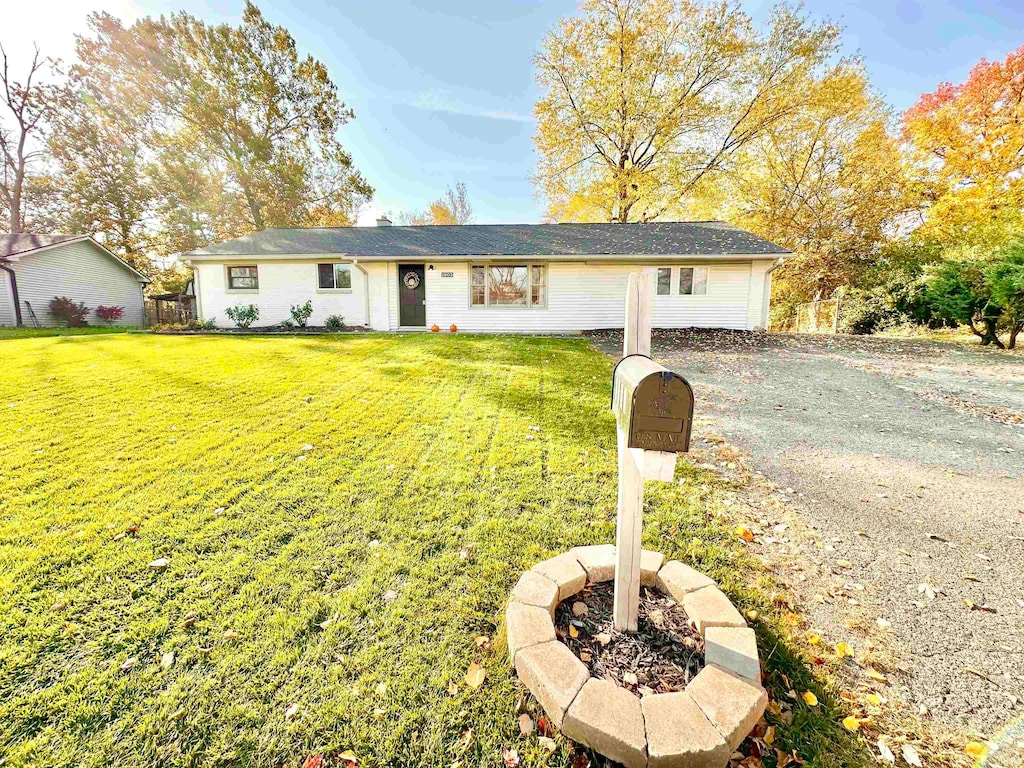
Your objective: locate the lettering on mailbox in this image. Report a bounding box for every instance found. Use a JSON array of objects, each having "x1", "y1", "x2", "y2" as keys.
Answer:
[{"x1": 612, "y1": 355, "x2": 694, "y2": 453}]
